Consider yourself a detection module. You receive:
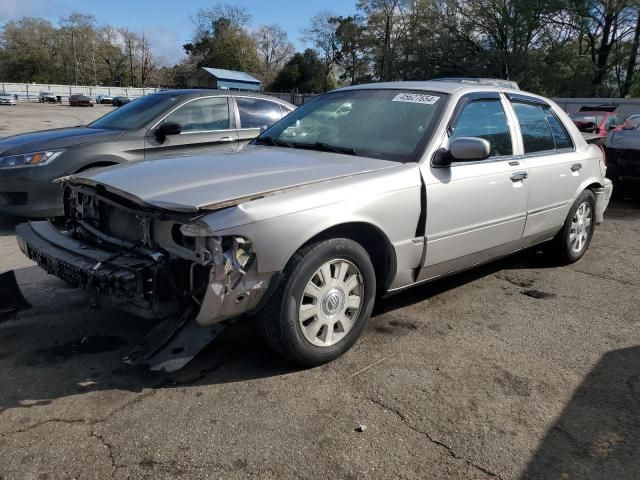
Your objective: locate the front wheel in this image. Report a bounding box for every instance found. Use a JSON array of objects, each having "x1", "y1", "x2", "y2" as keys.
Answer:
[
  {"x1": 258, "y1": 238, "x2": 376, "y2": 366},
  {"x1": 555, "y1": 189, "x2": 596, "y2": 264}
]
